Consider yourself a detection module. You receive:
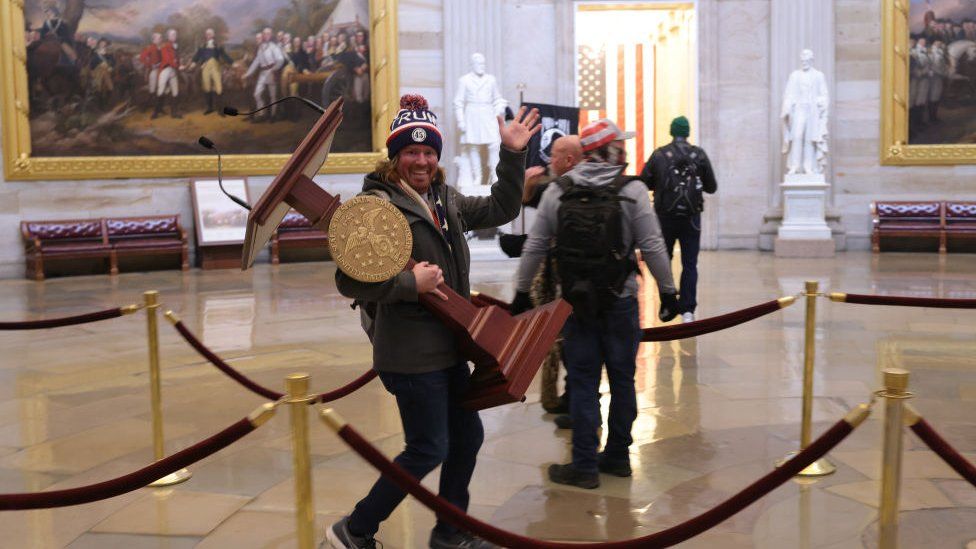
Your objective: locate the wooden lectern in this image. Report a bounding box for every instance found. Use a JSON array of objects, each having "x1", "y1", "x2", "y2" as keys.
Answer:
[{"x1": 243, "y1": 98, "x2": 572, "y2": 410}]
